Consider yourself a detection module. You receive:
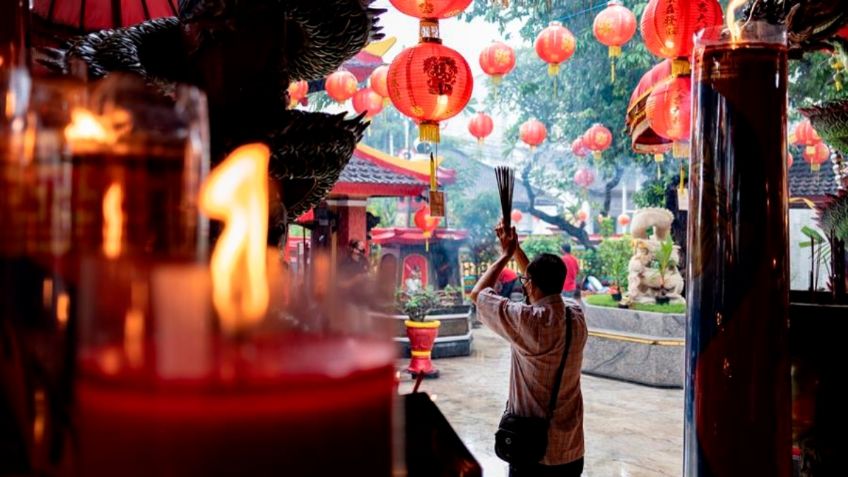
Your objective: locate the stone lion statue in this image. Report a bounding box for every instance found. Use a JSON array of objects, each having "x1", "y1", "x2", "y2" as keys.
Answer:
[{"x1": 623, "y1": 208, "x2": 686, "y2": 306}]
